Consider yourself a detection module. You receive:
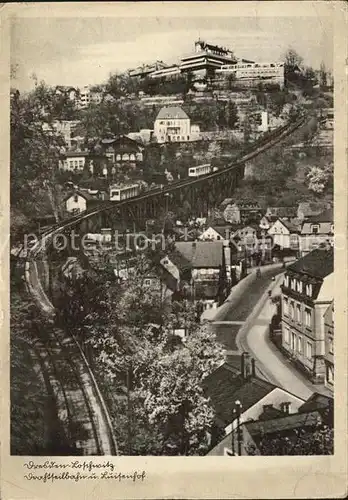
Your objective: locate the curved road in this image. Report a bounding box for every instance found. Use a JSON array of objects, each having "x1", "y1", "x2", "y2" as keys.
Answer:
[{"x1": 208, "y1": 267, "x2": 329, "y2": 400}]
